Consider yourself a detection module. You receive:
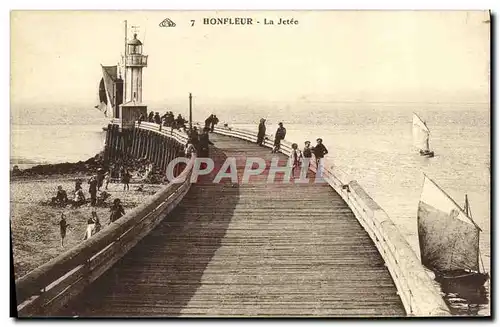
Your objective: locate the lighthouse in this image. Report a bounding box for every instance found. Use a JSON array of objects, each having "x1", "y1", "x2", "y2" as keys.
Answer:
[{"x1": 119, "y1": 32, "x2": 148, "y2": 129}]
